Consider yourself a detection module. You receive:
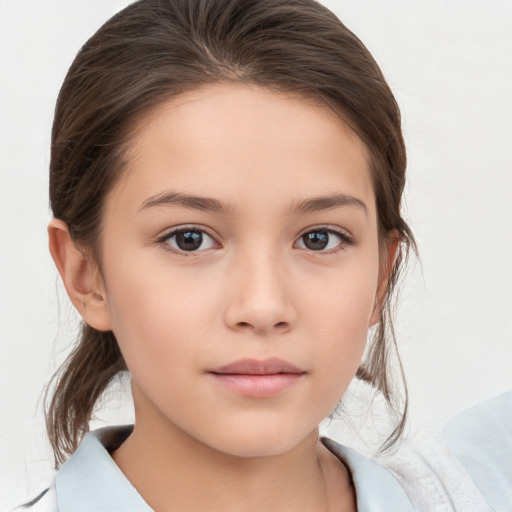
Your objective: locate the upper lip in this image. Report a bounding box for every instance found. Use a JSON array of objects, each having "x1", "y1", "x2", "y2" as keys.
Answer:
[{"x1": 210, "y1": 357, "x2": 305, "y2": 375}]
